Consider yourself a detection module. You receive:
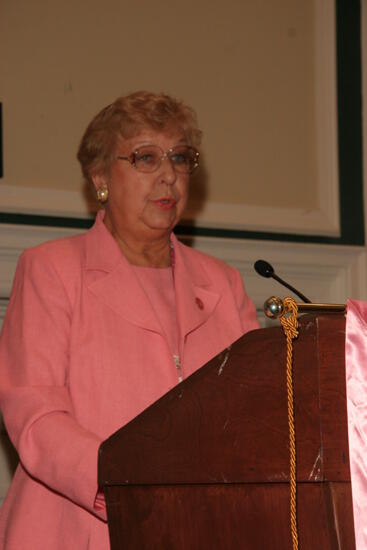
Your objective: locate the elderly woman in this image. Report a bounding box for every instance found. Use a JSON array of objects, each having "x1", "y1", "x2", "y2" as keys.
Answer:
[{"x1": 0, "y1": 91, "x2": 259, "y2": 548}]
